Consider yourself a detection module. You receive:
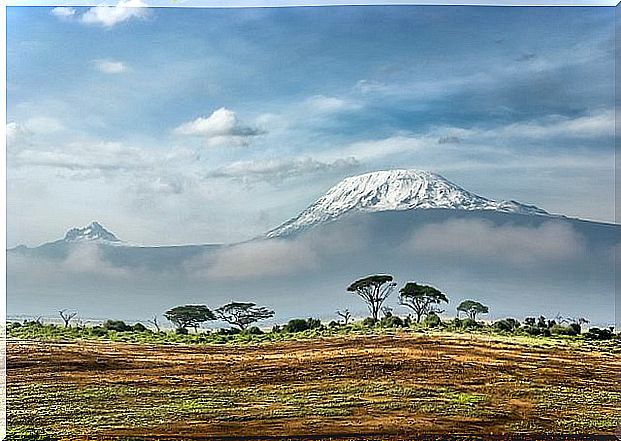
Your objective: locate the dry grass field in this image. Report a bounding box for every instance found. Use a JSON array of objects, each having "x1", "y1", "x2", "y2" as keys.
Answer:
[{"x1": 7, "y1": 332, "x2": 621, "y2": 439}]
